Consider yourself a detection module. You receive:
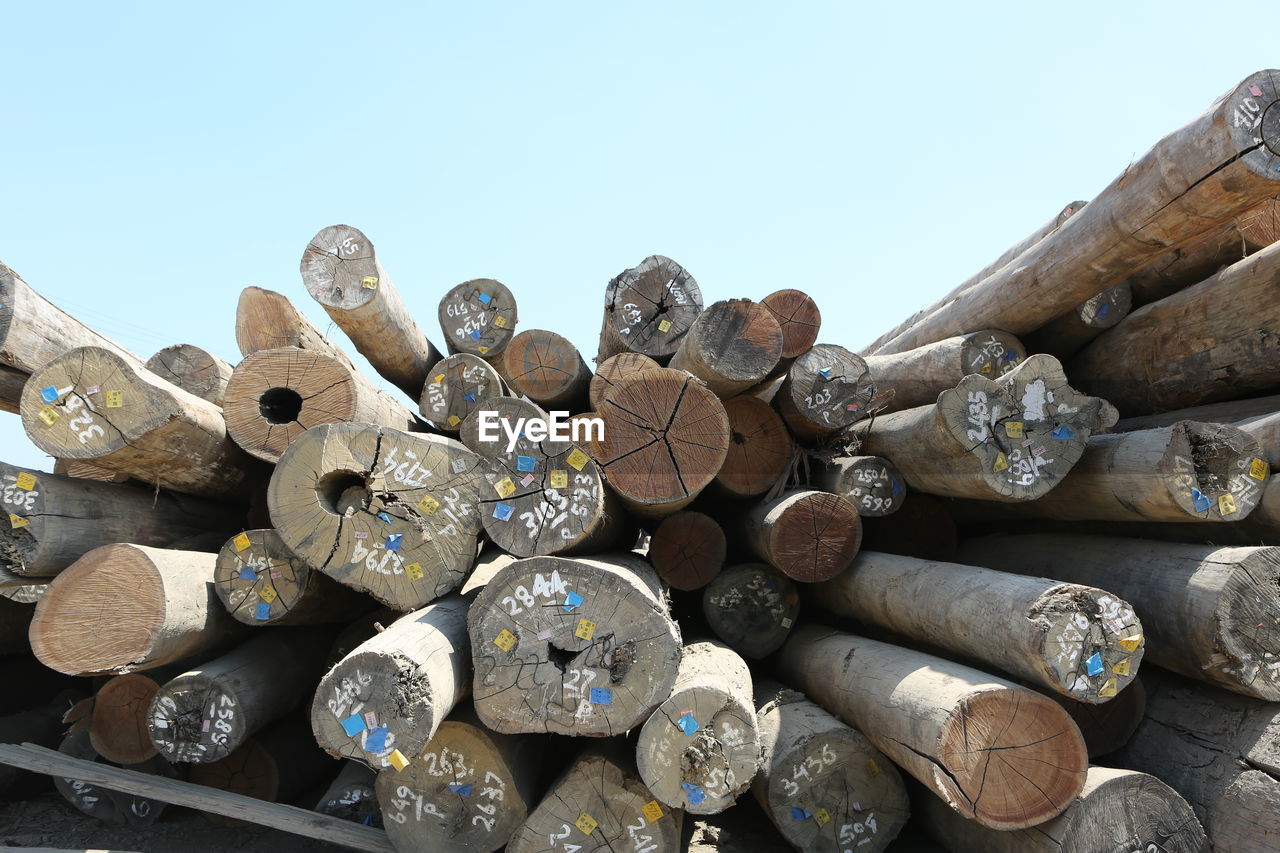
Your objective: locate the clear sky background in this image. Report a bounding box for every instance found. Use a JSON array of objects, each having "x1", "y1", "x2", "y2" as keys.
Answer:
[{"x1": 2, "y1": 2, "x2": 1276, "y2": 470}]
